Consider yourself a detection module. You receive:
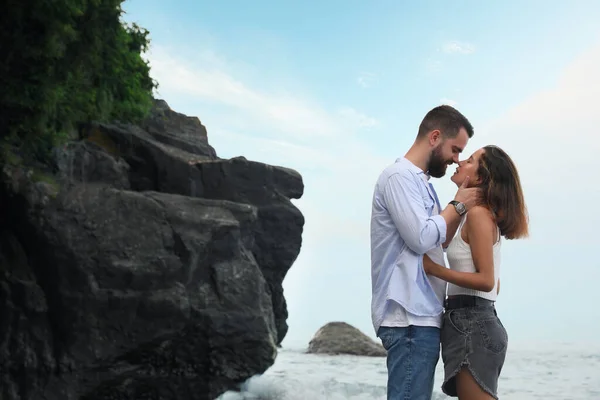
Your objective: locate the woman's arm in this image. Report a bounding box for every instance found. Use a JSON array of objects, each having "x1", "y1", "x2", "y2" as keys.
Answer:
[{"x1": 423, "y1": 206, "x2": 497, "y2": 292}]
